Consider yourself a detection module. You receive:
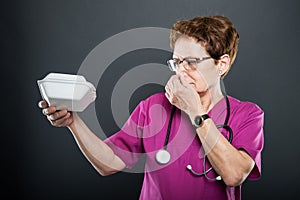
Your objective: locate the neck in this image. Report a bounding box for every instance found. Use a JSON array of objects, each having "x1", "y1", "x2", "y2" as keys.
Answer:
[{"x1": 199, "y1": 83, "x2": 224, "y2": 113}]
